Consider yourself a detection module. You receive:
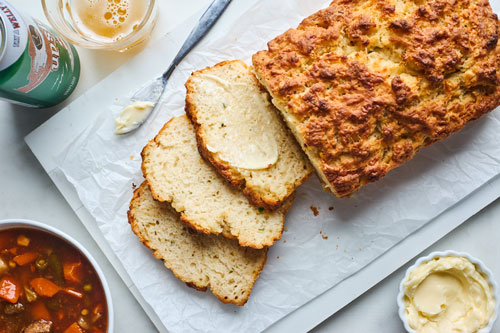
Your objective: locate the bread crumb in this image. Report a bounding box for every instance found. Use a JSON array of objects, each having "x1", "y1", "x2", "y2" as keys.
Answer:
[
  {"x1": 276, "y1": 256, "x2": 280, "y2": 259},
  {"x1": 328, "y1": 206, "x2": 334, "y2": 211},
  {"x1": 322, "y1": 235, "x2": 328, "y2": 240},
  {"x1": 283, "y1": 240, "x2": 287, "y2": 243},
  {"x1": 310, "y1": 205, "x2": 319, "y2": 216},
  {"x1": 283, "y1": 227, "x2": 288, "y2": 232},
  {"x1": 132, "y1": 183, "x2": 137, "y2": 189},
  {"x1": 130, "y1": 155, "x2": 134, "y2": 159}
]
